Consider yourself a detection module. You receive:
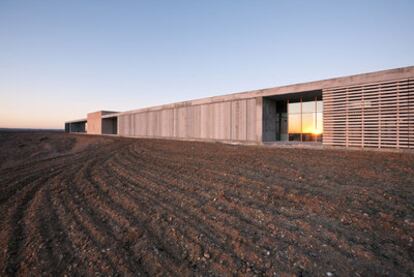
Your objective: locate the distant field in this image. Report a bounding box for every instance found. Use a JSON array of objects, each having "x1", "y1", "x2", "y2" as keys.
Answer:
[{"x1": 0, "y1": 131, "x2": 413, "y2": 276}]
